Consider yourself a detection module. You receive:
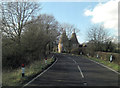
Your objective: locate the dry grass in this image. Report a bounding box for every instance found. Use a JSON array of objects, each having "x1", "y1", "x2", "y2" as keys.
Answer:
[{"x1": 2, "y1": 57, "x2": 54, "y2": 86}]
